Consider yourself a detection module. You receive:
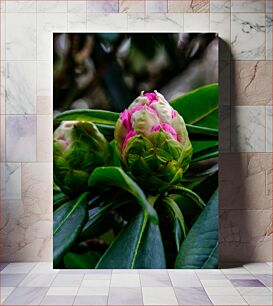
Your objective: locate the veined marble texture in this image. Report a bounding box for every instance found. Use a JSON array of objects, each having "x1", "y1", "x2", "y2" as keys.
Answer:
[
  {"x1": 37, "y1": 13, "x2": 67, "y2": 61},
  {"x1": 210, "y1": 0, "x2": 231, "y2": 13},
  {"x1": 0, "y1": 1, "x2": 272, "y2": 262},
  {"x1": 6, "y1": 115, "x2": 36, "y2": 162},
  {"x1": 119, "y1": 1, "x2": 145, "y2": 13},
  {"x1": 5, "y1": 61, "x2": 36, "y2": 114},
  {"x1": 231, "y1": 0, "x2": 266, "y2": 13},
  {"x1": 231, "y1": 106, "x2": 266, "y2": 152},
  {"x1": 231, "y1": 13, "x2": 266, "y2": 60},
  {"x1": 87, "y1": 0, "x2": 118, "y2": 13},
  {"x1": 37, "y1": 1, "x2": 68, "y2": 13},
  {"x1": 6, "y1": 13, "x2": 36, "y2": 60},
  {"x1": 144, "y1": 13, "x2": 184, "y2": 32}
]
